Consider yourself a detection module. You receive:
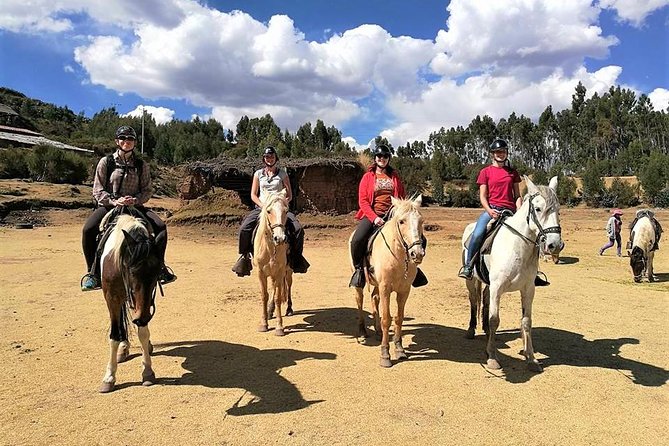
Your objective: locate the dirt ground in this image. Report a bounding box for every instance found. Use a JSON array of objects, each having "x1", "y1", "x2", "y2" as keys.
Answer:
[{"x1": 1, "y1": 204, "x2": 668, "y2": 446}]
